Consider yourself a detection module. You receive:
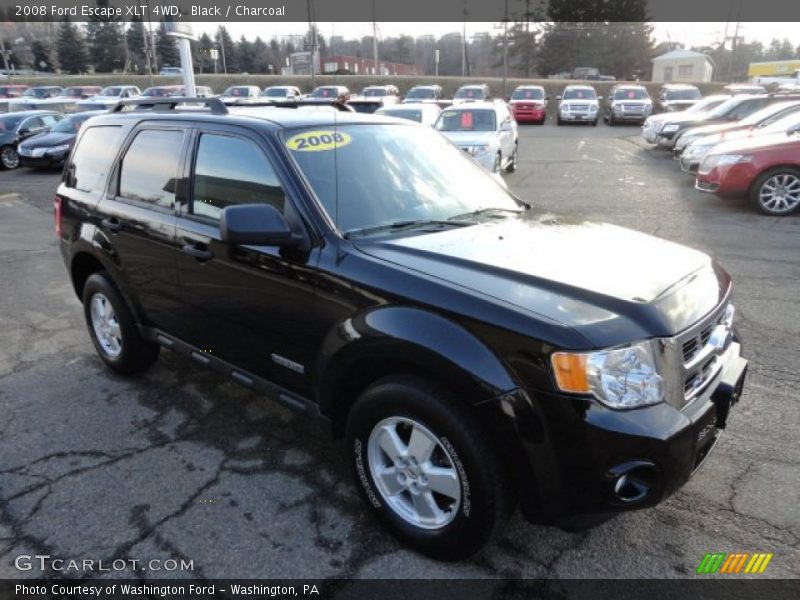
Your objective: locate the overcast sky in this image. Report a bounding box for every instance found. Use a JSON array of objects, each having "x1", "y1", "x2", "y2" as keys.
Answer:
[{"x1": 192, "y1": 22, "x2": 800, "y2": 49}]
